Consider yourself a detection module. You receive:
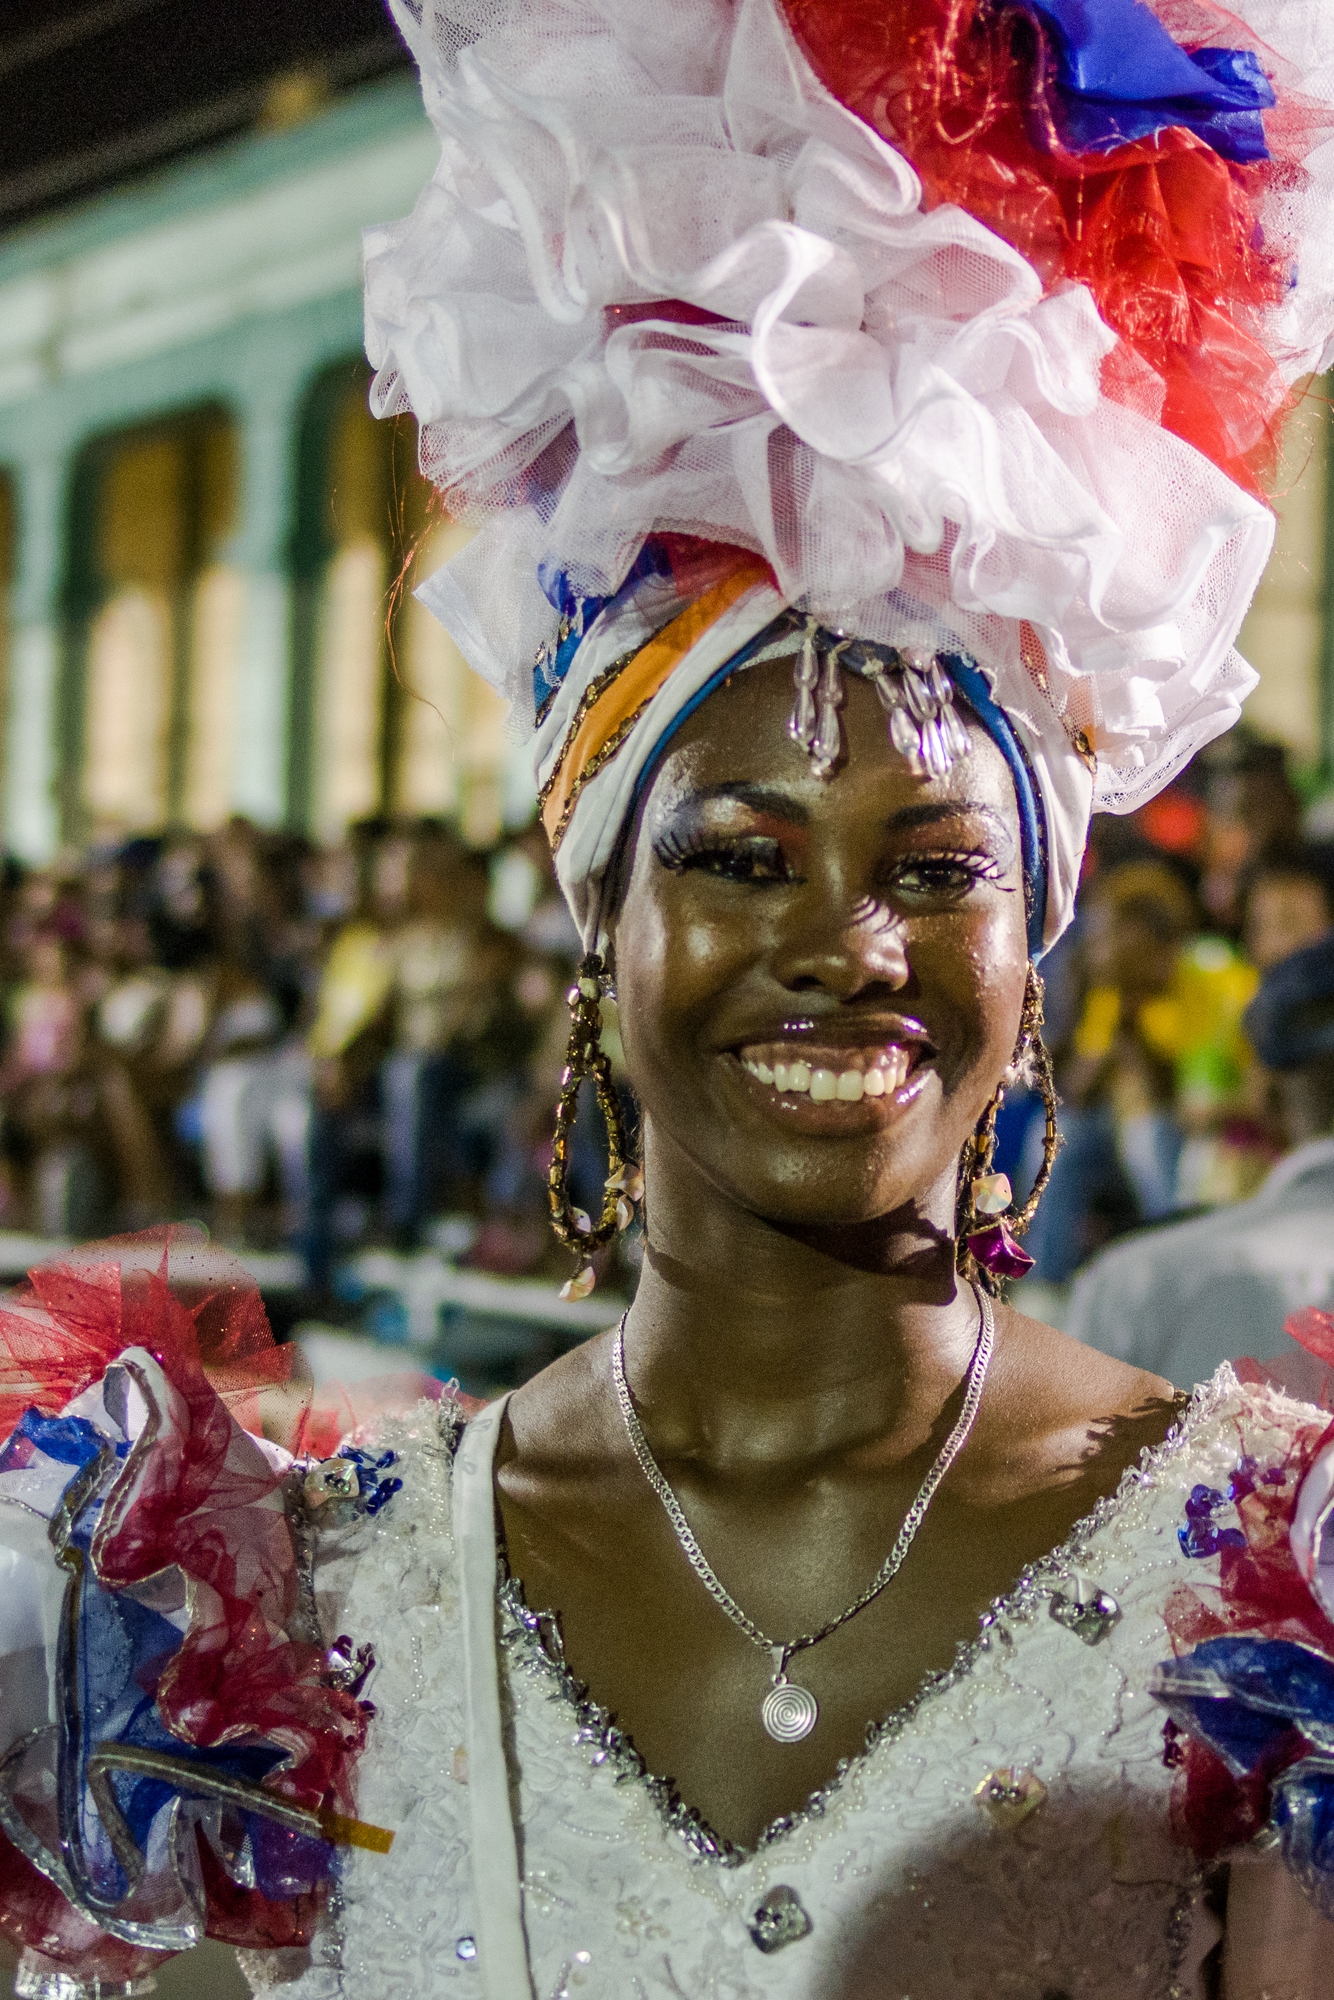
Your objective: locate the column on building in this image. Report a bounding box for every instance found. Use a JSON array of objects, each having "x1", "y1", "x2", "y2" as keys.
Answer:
[
  {"x1": 2, "y1": 446, "x2": 69, "y2": 861},
  {"x1": 226, "y1": 377, "x2": 306, "y2": 827}
]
